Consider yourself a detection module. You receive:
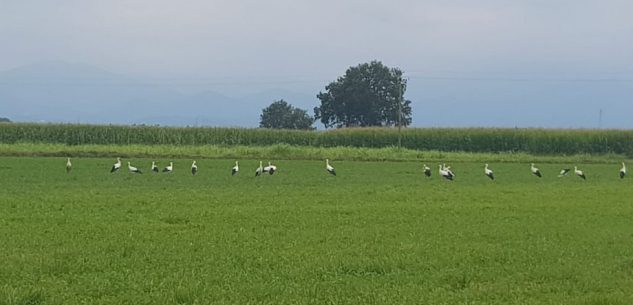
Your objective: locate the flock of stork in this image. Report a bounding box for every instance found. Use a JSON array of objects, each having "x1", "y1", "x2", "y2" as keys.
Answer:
[
  {"x1": 62, "y1": 157, "x2": 627, "y2": 181},
  {"x1": 63, "y1": 157, "x2": 338, "y2": 176},
  {"x1": 425, "y1": 162, "x2": 627, "y2": 180}
]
